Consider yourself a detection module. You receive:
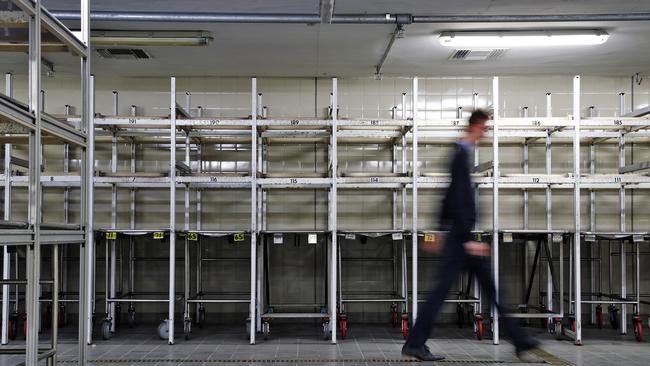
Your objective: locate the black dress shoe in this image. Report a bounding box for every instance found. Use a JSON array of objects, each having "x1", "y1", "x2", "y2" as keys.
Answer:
[{"x1": 402, "y1": 344, "x2": 445, "y2": 361}]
